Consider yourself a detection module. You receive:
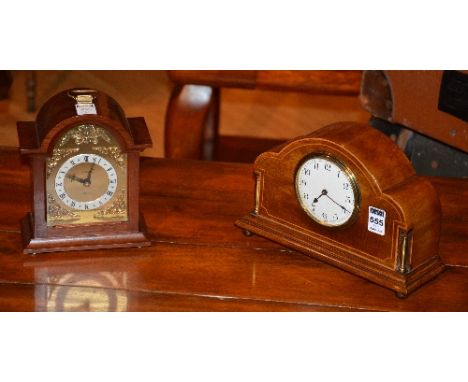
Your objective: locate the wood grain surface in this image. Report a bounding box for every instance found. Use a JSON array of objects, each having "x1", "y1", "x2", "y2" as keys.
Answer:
[
  {"x1": 0, "y1": 148, "x2": 466, "y2": 311},
  {"x1": 168, "y1": 70, "x2": 362, "y2": 95}
]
